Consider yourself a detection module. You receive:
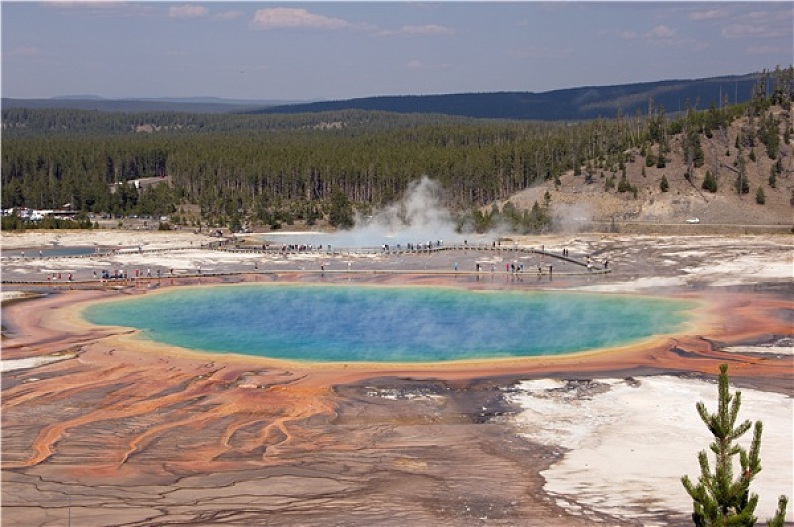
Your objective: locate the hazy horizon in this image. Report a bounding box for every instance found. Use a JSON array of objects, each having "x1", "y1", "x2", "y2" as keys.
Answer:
[
  {"x1": 0, "y1": 69, "x2": 766, "y2": 104},
  {"x1": 3, "y1": 2, "x2": 793, "y2": 101}
]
